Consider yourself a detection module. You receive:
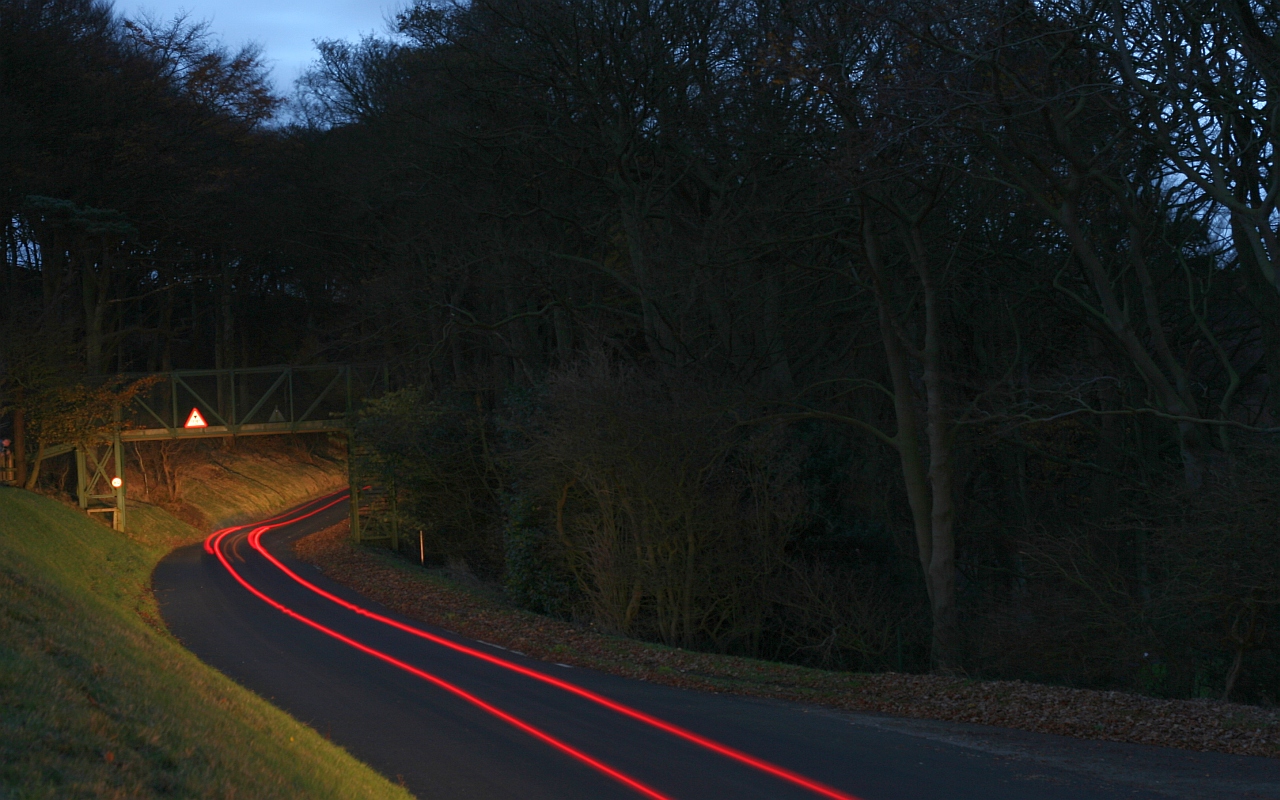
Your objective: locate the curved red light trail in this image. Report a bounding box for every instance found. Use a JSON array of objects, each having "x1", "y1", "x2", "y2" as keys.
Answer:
[
  {"x1": 209, "y1": 521, "x2": 671, "y2": 800},
  {"x1": 207, "y1": 490, "x2": 861, "y2": 800}
]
